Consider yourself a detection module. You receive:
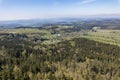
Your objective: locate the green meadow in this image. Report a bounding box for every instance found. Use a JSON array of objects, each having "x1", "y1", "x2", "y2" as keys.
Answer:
[{"x1": 81, "y1": 30, "x2": 120, "y2": 46}]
